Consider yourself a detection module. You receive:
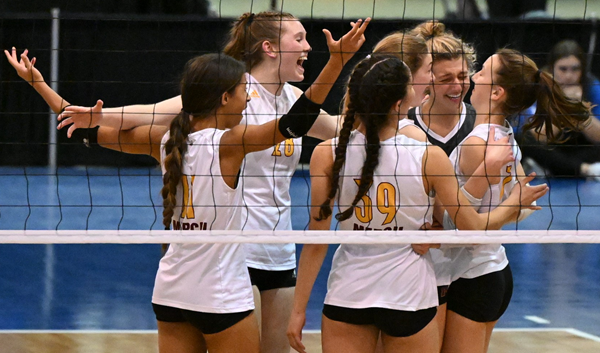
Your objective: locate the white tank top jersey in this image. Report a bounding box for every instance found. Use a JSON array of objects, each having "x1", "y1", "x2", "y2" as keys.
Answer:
[
  {"x1": 324, "y1": 131, "x2": 438, "y2": 311},
  {"x1": 239, "y1": 73, "x2": 301, "y2": 271},
  {"x1": 152, "y1": 129, "x2": 254, "y2": 314},
  {"x1": 446, "y1": 122, "x2": 522, "y2": 280}
]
